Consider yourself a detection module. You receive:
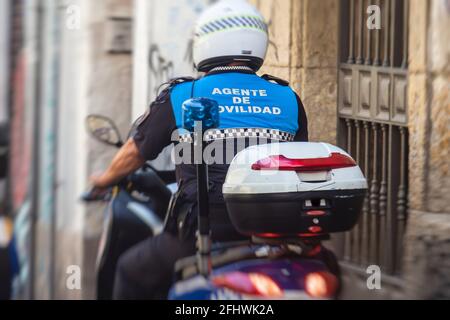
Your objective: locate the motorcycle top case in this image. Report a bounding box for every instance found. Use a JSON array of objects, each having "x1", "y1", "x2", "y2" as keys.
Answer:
[{"x1": 222, "y1": 142, "x2": 368, "y2": 236}]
